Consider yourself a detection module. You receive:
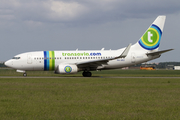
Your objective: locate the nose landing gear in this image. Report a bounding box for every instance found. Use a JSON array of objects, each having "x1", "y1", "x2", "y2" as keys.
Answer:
[
  {"x1": 16, "y1": 70, "x2": 27, "y2": 77},
  {"x1": 23, "y1": 73, "x2": 27, "y2": 77}
]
